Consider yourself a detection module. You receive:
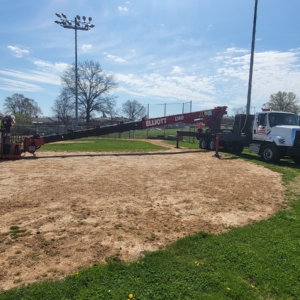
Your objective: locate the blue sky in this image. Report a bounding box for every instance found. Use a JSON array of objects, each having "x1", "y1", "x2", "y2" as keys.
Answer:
[{"x1": 0, "y1": 0, "x2": 299, "y2": 118}]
